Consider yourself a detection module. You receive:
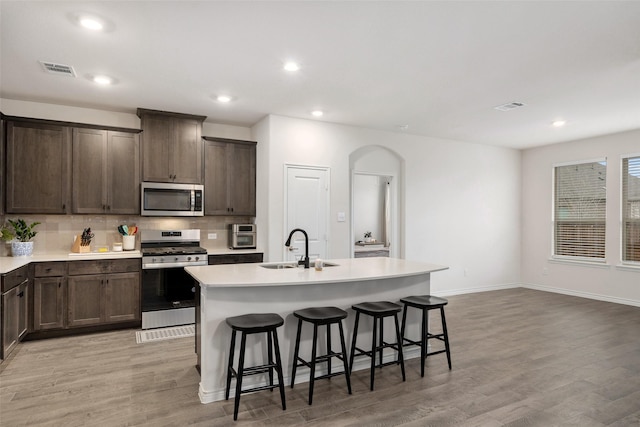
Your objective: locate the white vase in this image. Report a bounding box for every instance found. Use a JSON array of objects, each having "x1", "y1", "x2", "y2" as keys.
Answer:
[{"x1": 11, "y1": 241, "x2": 34, "y2": 256}]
